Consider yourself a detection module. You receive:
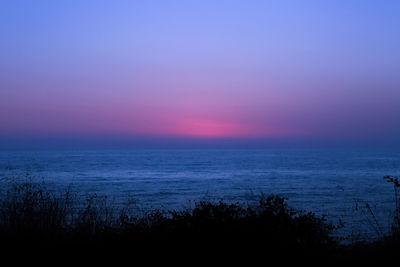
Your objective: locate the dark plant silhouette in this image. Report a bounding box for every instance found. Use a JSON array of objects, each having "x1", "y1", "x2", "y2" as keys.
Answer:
[
  {"x1": 384, "y1": 175, "x2": 400, "y2": 234},
  {"x1": 0, "y1": 176, "x2": 338, "y2": 260},
  {"x1": 1, "y1": 176, "x2": 400, "y2": 263}
]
